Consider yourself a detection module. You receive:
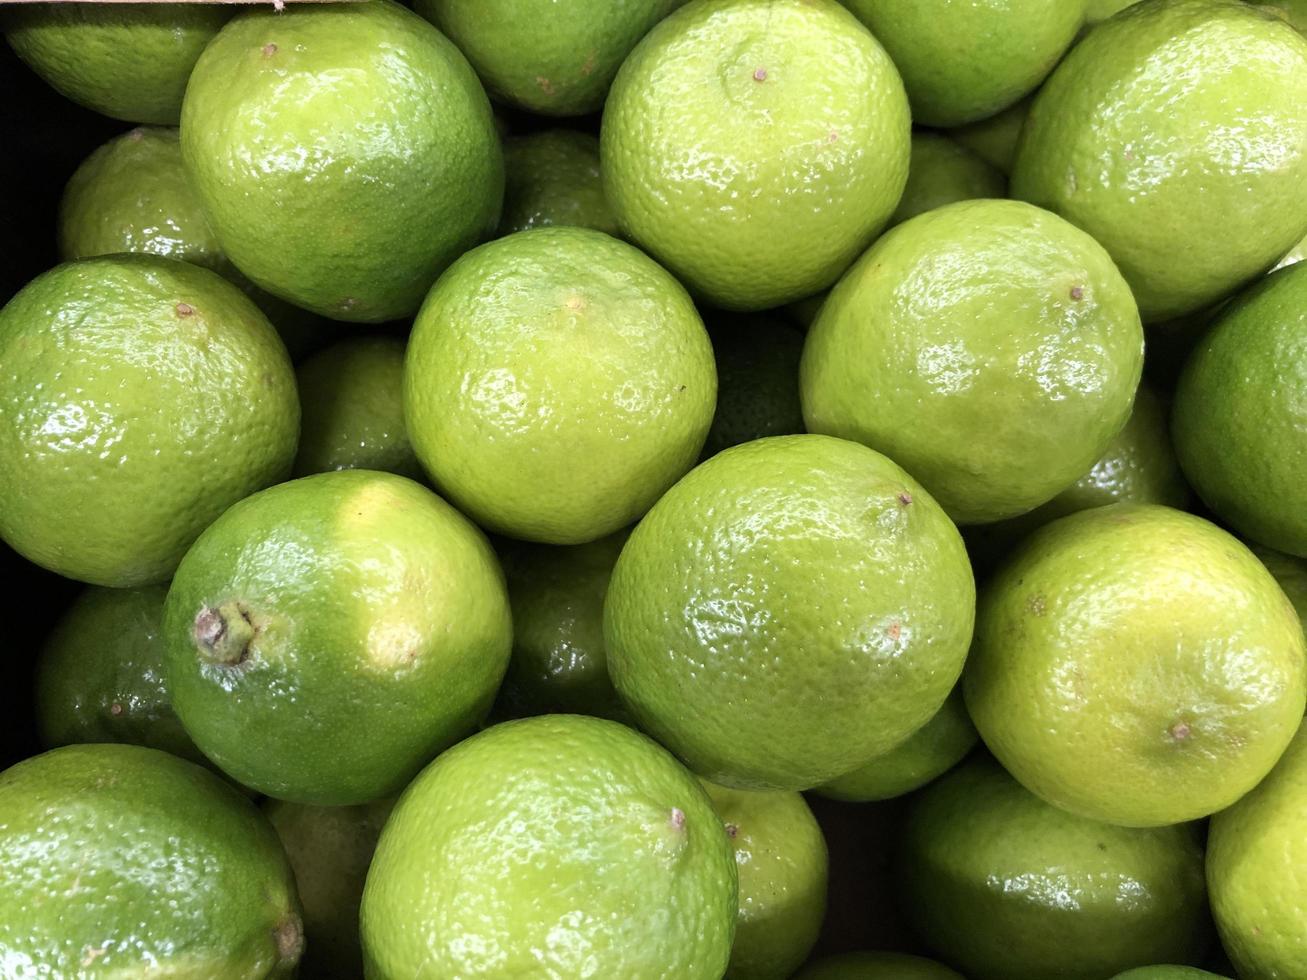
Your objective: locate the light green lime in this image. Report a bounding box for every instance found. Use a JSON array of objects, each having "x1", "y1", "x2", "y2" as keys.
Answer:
[
  {"x1": 1252, "y1": 545, "x2": 1307, "y2": 628},
  {"x1": 795, "y1": 952, "x2": 964, "y2": 980},
  {"x1": 1275, "y1": 233, "x2": 1306, "y2": 272},
  {"x1": 499, "y1": 129, "x2": 618, "y2": 236},
  {"x1": 950, "y1": 96, "x2": 1032, "y2": 175},
  {"x1": 1110, "y1": 968, "x2": 1227, "y2": 980},
  {"x1": 1253, "y1": 0, "x2": 1307, "y2": 31},
  {"x1": 891, "y1": 132, "x2": 1007, "y2": 226},
  {"x1": 703, "y1": 315, "x2": 805, "y2": 458},
  {"x1": 361, "y1": 714, "x2": 738, "y2": 979},
  {"x1": 1086, "y1": 0, "x2": 1146, "y2": 21}
]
